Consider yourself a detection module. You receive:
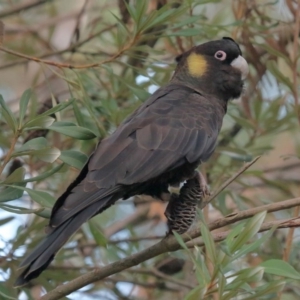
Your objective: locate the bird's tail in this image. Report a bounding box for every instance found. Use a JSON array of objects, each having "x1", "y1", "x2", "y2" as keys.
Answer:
[{"x1": 14, "y1": 199, "x2": 107, "y2": 287}]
